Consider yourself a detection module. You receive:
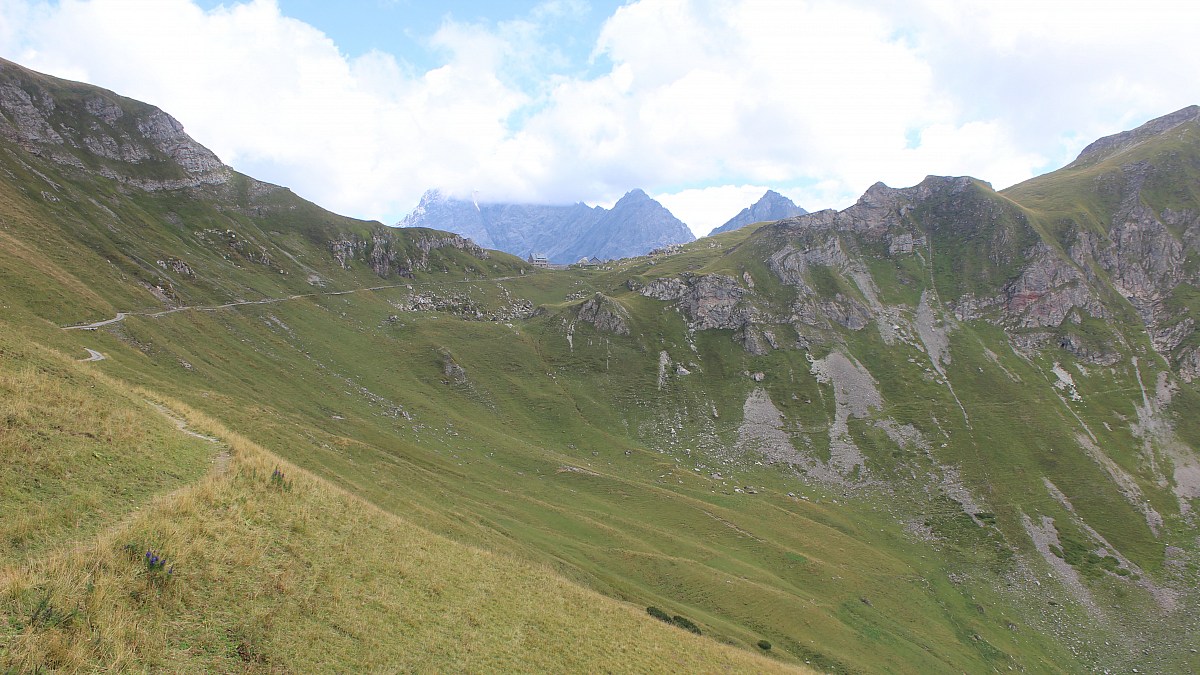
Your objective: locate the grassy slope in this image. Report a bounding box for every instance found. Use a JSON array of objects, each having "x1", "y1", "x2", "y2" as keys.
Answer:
[
  {"x1": 0, "y1": 311, "x2": 214, "y2": 565},
  {"x1": 0, "y1": 362, "x2": 799, "y2": 673},
  {"x1": 7, "y1": 200, "x2": 1191, "y2": 672},
  {"x1": 0, "y1": 120, "x2": 806, "y2": 670},
  {"x1": 1, "y1": 163, "x2": 1072, "y2": 671},
  {"x1": 3, "y1": 64, "x2": 1198, "y2": 671},
  {"x1": 11, "y1": 195, "x2": 1179, "y2": 672},
  {"x1": 50, "y1": 269, "x2": 1092, "y2": 672}
]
